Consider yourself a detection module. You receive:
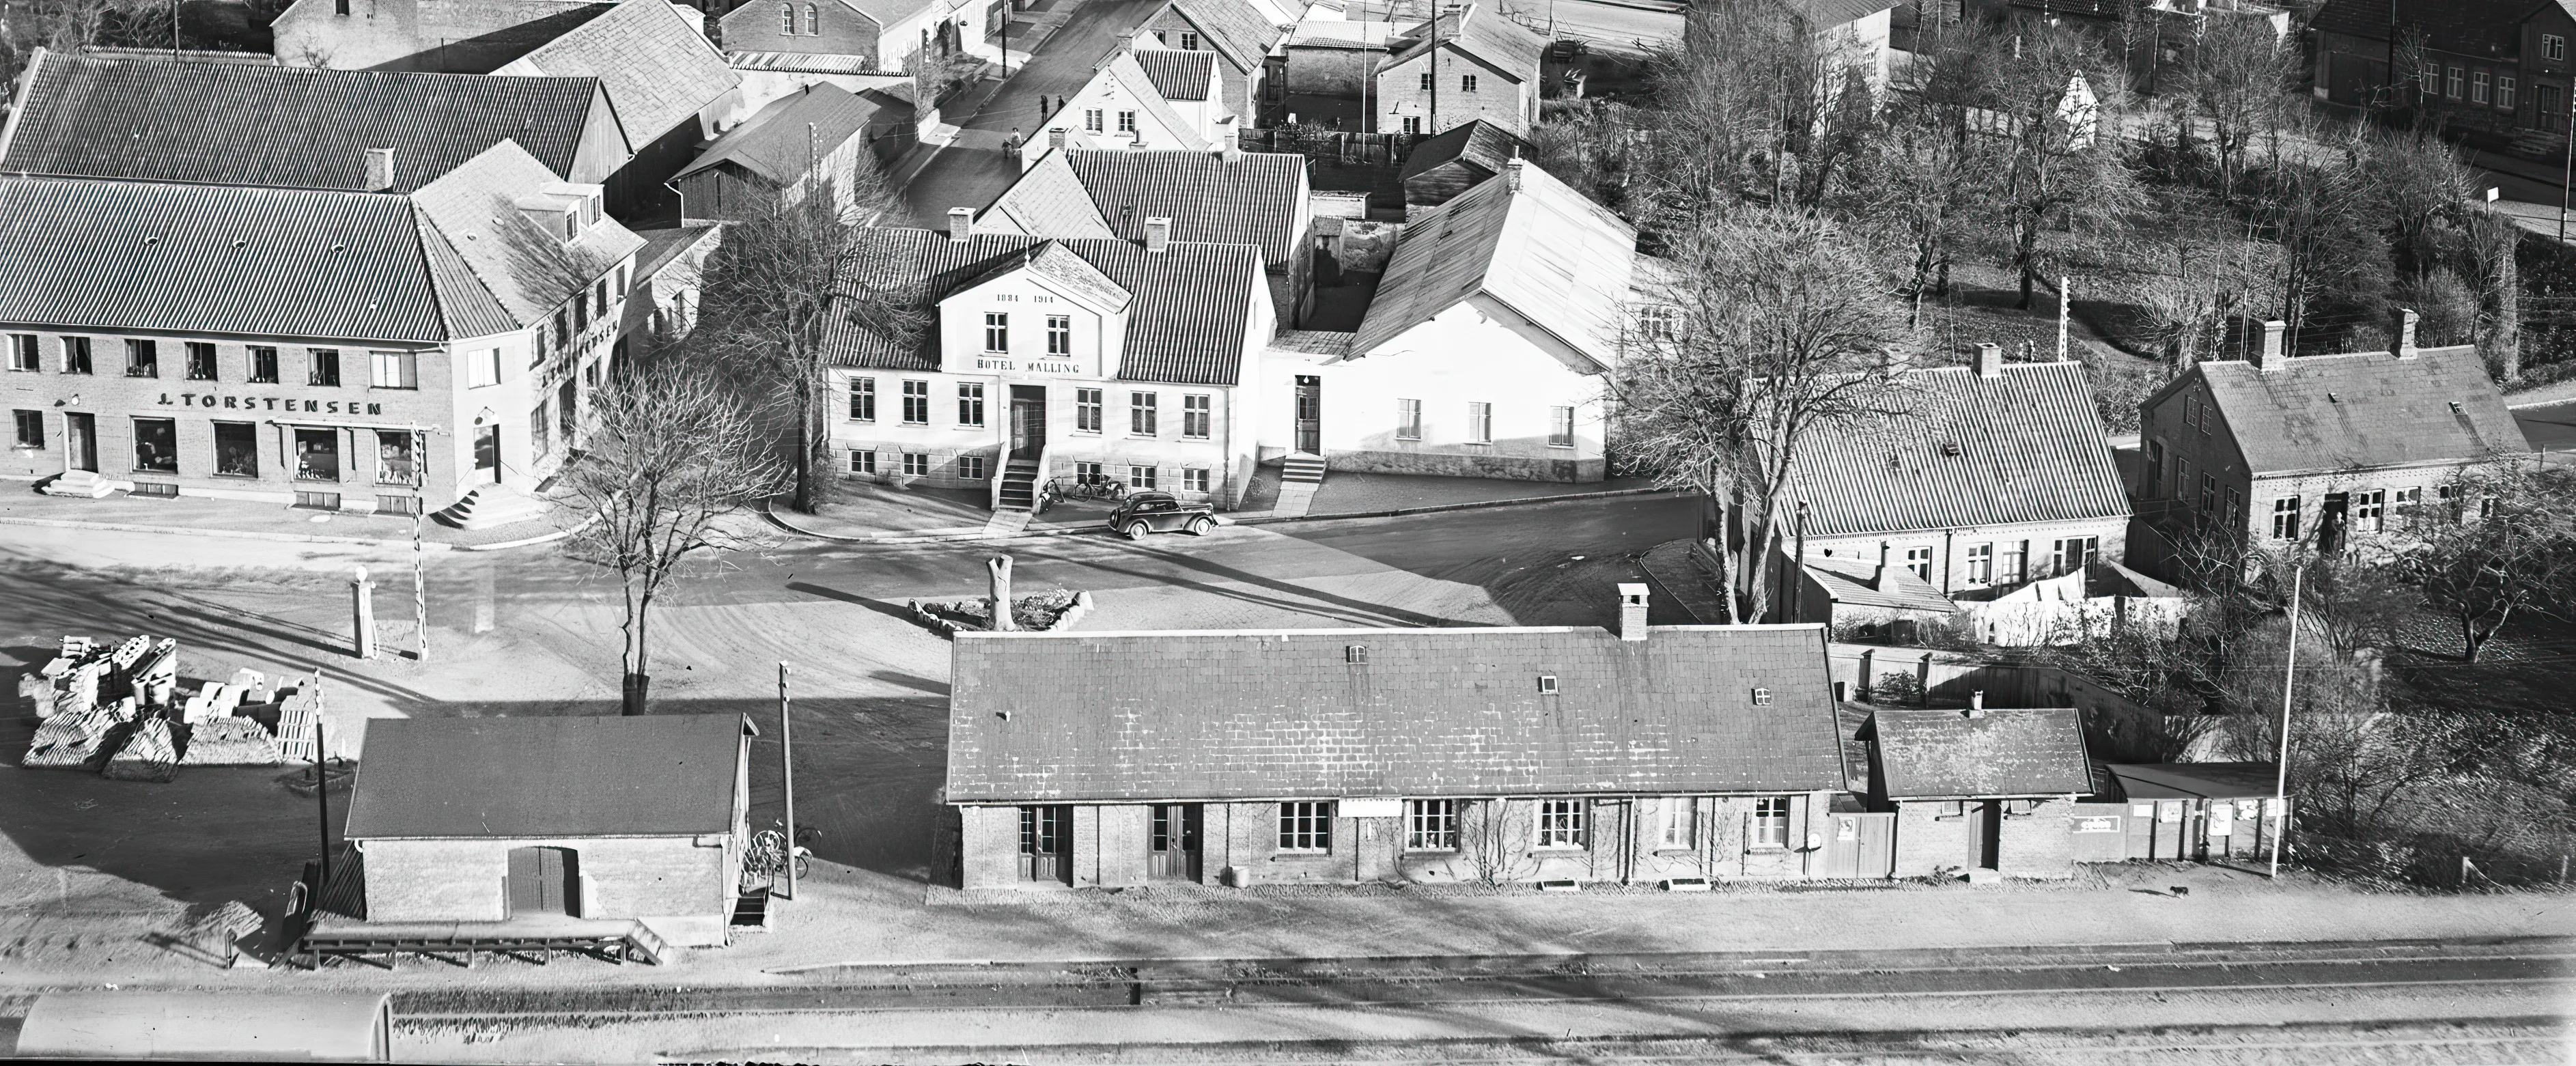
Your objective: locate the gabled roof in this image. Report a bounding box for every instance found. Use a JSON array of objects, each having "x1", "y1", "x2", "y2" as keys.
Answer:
[
  {"x1": 1776, "y1": 0, "x2": 1901, "y2": 29},
  {"x1": 1150, "y1": 0, "x2": 1287, "y2": 74},
  {"x1": 408, "y1": 141, "x2": 647, "y2": 331},
  {"x1": 2179, "y1": 346, "x2": 2530, "y2": 477},
  {"x1": 1132, "y1": 46, "x2": 1219, "y2": 101},
  {"x1": 677, "y1": 82, "x2": 906, "y2": 186},
  {"x1": 1804, "y1": 555, "x2": 1957, "y2": 613},
  {"x1": 492, "y1": 0, "x2": 739, "y2": 141},
  {"x1": 0, "y1": 50, "x2": 606, "y2": 194},
  {"x1": 344, "y1": 714, "x2": 745, "y2": 839},
  {"x1": 2103, "y1": 761, "x2": 2279, "y2": 801},
  {"x1": 1389, "y1": 3, "x2": 1543, "y2": 79},
  {"x1": 1868, "y1": 707, "x2": 2090, "y2": 799},
  {"x1": 1076, "y1": 52, "x2": 1212, "y2": 150},
  {"x1": 826, "y1": 229, "x2": 1263, "y2": 384},
  {"x1": 1352, "y1": 159, "x2": 1634, "y2": 369},
  {"x1": 945, "y1": 625, "x2": 1848, "y2": 803},
  {"x1": 985, "y1": 149, "x2": 1305, "y2": 268},
  {"x1": 2308, "y1": 0, "x2": 2533, "y2": 57},
  {"x1": 1784, "y1": 361, "x2": 2132, "y2": 539},
  {"x1": 1399, "y1": 118, "x2": 1531, "y2": 184}
]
